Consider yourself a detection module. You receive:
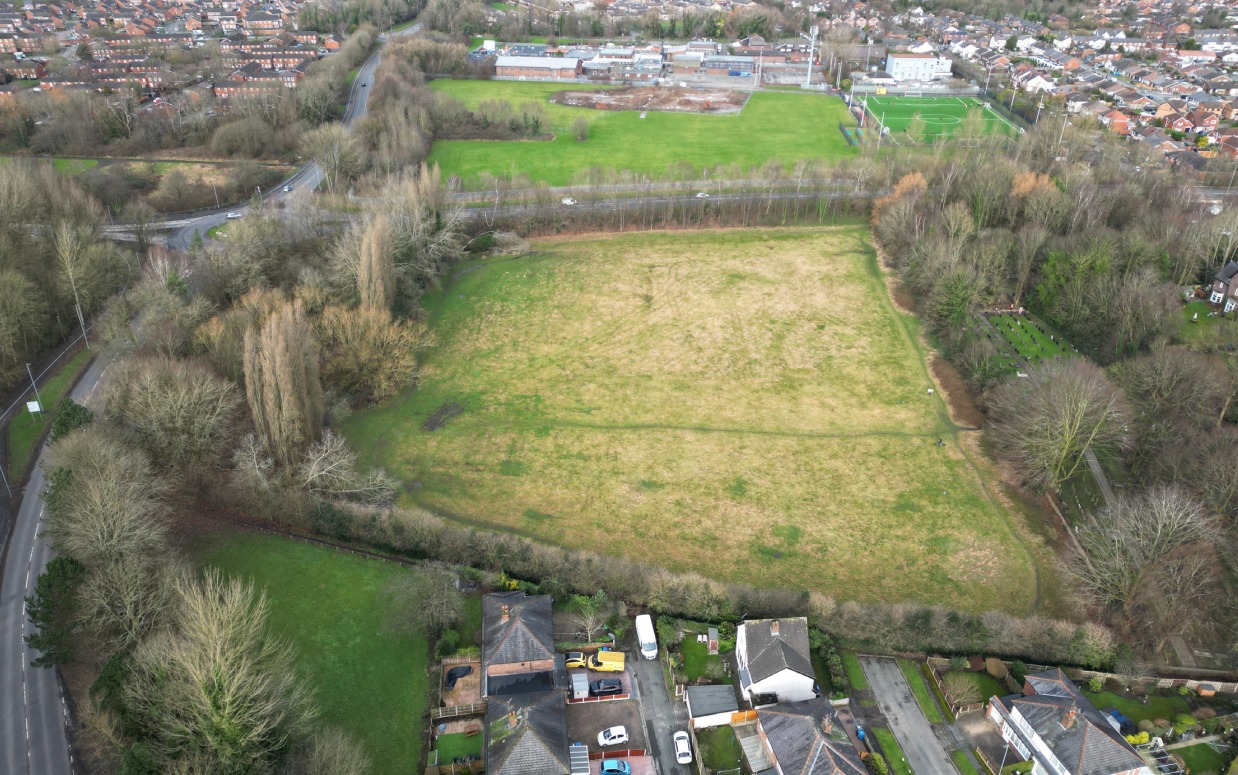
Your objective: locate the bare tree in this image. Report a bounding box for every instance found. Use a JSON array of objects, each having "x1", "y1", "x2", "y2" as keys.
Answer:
[
  {"x1": 288, "y1": 728, "x2": 371, "y2": 775},
  {"x1": 296, "y1": 430, "x2": 395, "y2": 505},
  {"x1": 316, "y1": 305, "x2": 429, "y2": 404},
  {"x1": 243, "y1": 300, "x2": 324, "y2": 468},
  {"x1": 356, "y1": 215, "x2": 394, "y2": 311},
  {"x1": 381, "y1": 565, "x2": 463, "y2": 638},
  {"x1": 301, "y1": 124, "x2": 362, "y2": 194},
  {"x1": 987, "y1": 360, "x2": 1132, "y2": 492},
  {"x1": 77, "y1": 556, "x2": 176, "y2": 649},
  {"x1": 572, "y1": 590, "x2": 610, "y2": 643},
  {"x1": 942, "y1": 671, "x2": 980, "y2": 706}
]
